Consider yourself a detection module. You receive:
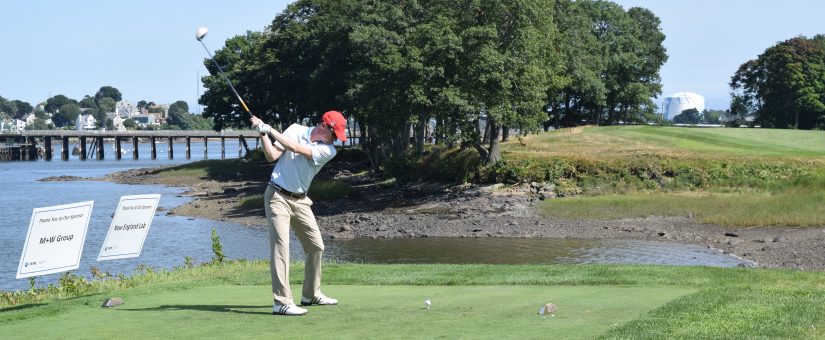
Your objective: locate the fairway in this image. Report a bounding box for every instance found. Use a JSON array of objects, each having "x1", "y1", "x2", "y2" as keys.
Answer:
[
  {"x1": 507, "y1": 125, "x2": 825, "y2": 160},
  {"x1": 0, "y1": 284, "x2": 693, "y2": 339}
]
